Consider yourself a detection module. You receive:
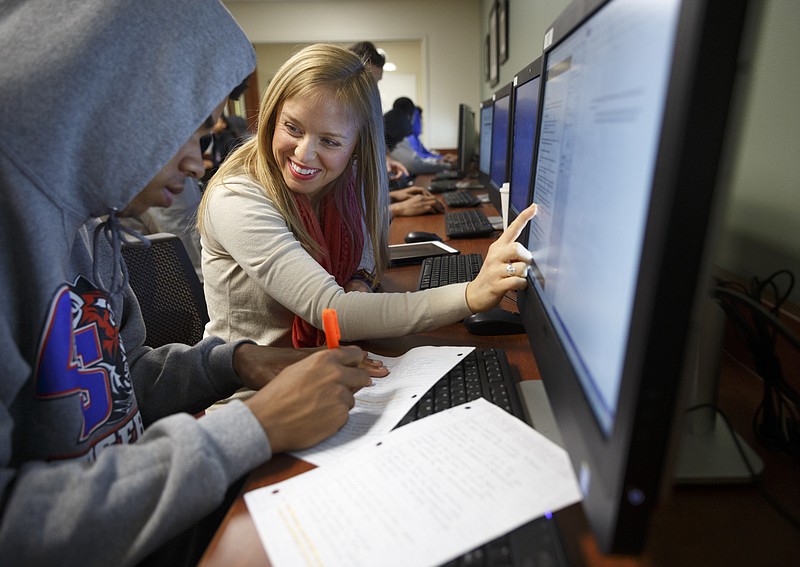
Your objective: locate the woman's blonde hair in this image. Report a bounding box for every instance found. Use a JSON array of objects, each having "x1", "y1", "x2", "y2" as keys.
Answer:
[{"x1": 198, "y1": 43, "x2": 390, "y2": 275}]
